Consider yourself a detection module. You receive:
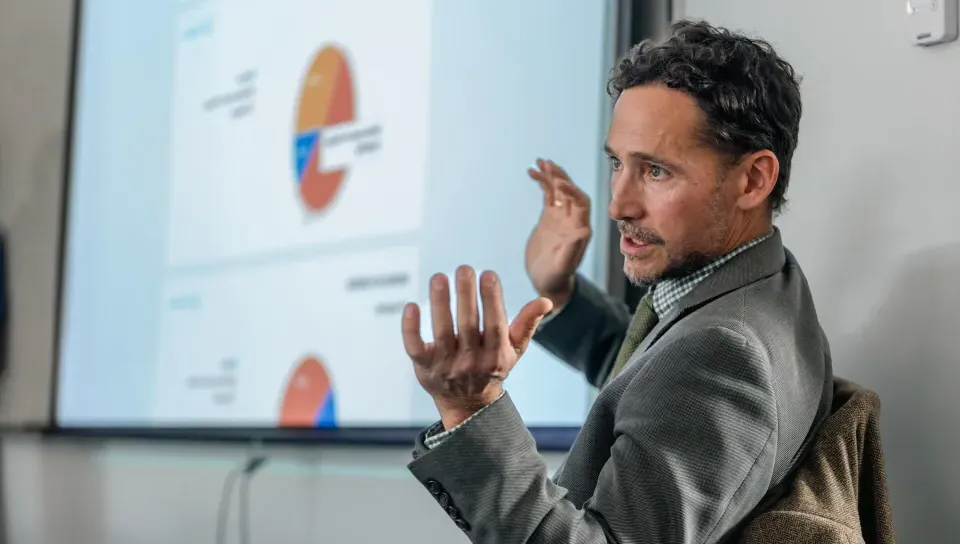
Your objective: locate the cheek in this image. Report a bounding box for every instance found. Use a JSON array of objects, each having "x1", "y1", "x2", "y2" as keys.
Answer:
[
  {"x1": 646, "y1": 190, "x2": 721, "y2": 251},
  {"x1": 646, "y1": 192, "x2": 698, "y2": 240}
]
